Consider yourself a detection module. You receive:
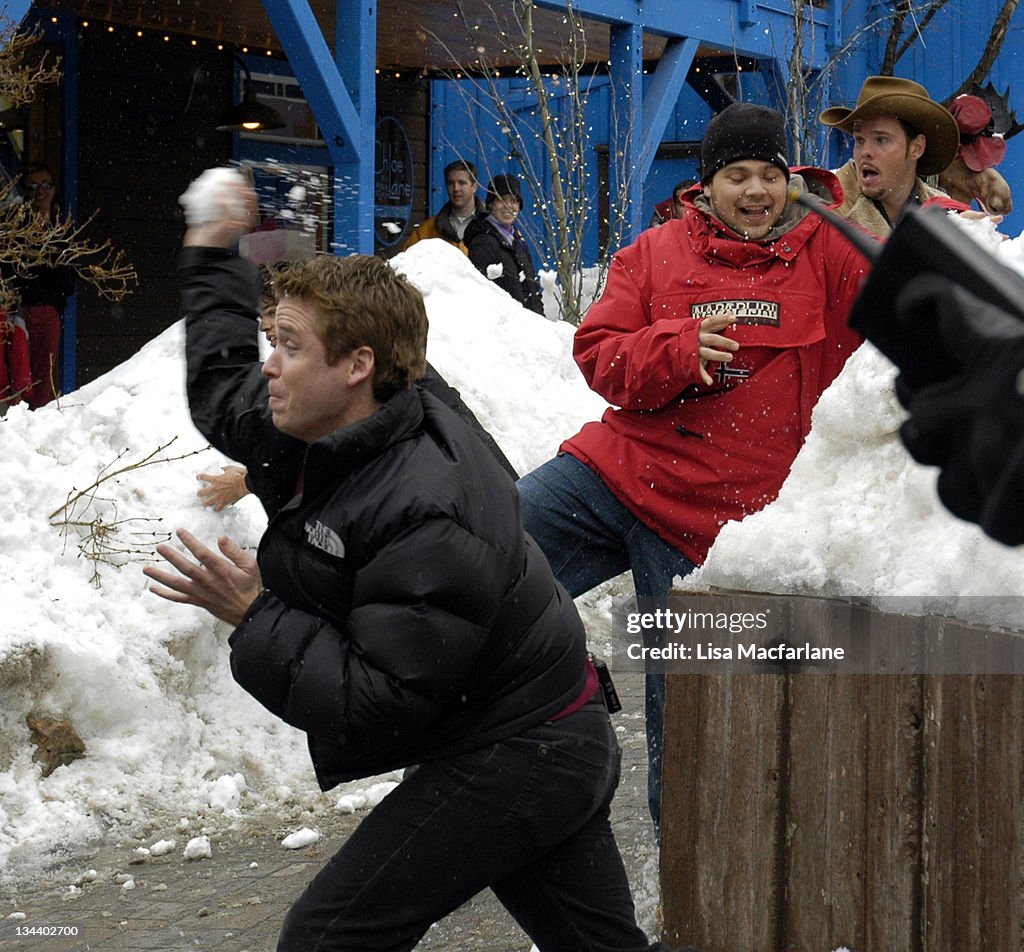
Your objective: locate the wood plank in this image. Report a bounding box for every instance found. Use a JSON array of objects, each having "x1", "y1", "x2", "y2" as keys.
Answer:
[
  {"x1": 920, "y1": 618, "x2": 1024, "y2": 951},
  {"x1": 661, "y1": 595, "x2": 1024, "y2": 952},
  {"x1": 861, "y1": 606, "x2": 926, "y2": 950},
  {"x1": 662, "y1": 668, "x2": 786, "y2": 952},
  {"x1": 781, "y1": 599, "x2": 871, "y2": 952}
]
